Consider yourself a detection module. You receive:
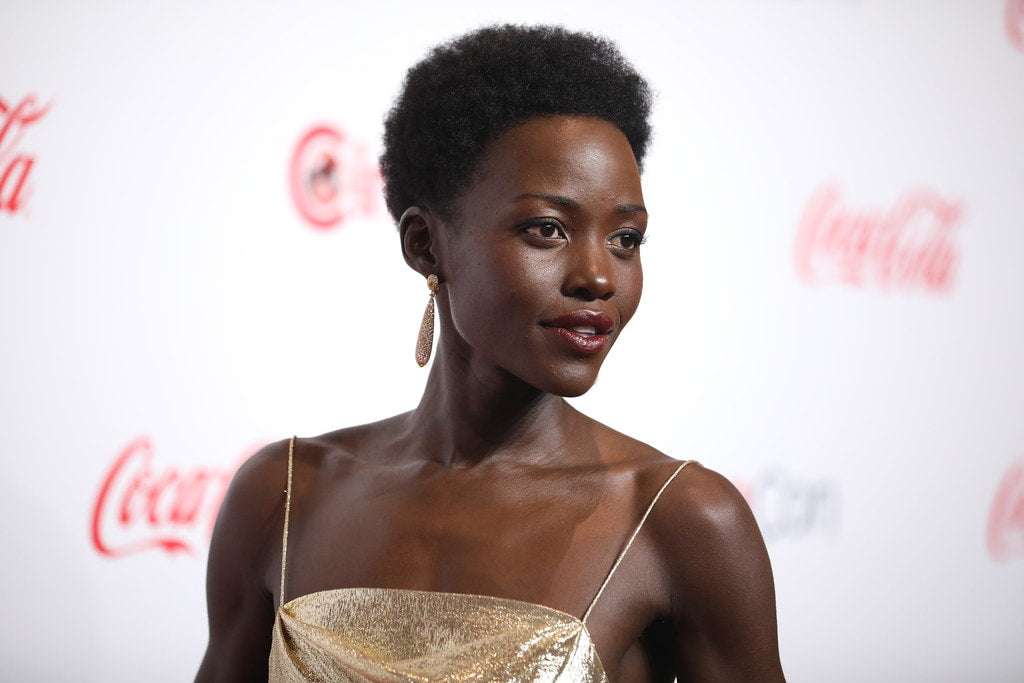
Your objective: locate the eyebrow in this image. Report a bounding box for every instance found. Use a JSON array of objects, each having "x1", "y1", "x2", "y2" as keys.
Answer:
[{"x1": 514, "y1": 192, "x2": 647, "y2": 215}]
